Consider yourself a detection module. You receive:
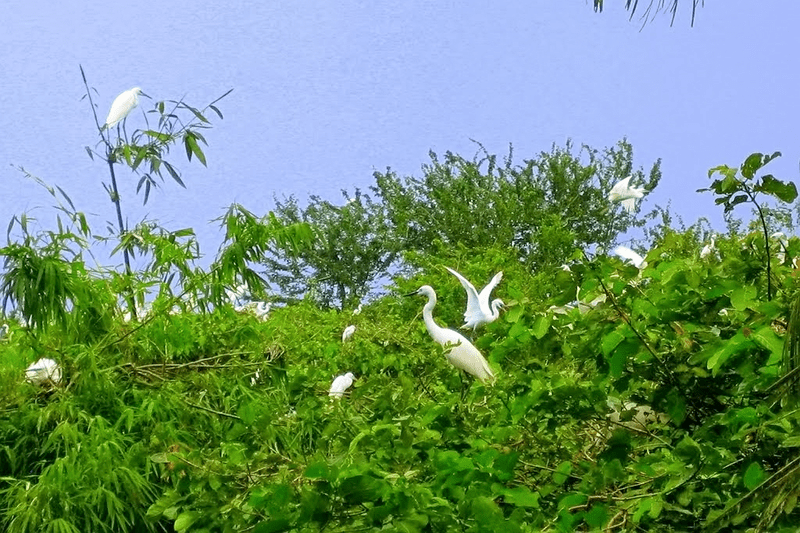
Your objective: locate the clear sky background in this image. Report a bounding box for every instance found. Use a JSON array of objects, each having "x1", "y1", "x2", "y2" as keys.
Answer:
[{"x1": 2, "y1": 1, "x2": 799, "y2": 268}]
